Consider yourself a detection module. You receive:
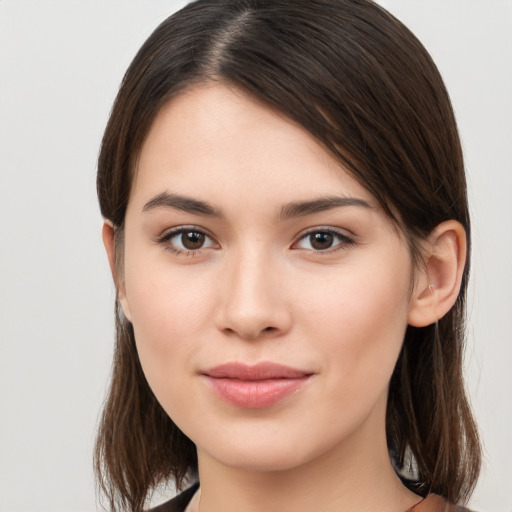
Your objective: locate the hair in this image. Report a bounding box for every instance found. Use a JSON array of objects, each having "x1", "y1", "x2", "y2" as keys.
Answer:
[{"x1": 95, "y1": 1, "x2": 481, "y2": 511}]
